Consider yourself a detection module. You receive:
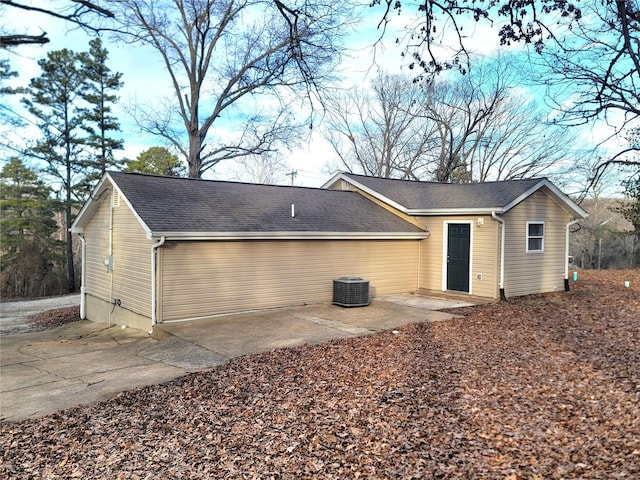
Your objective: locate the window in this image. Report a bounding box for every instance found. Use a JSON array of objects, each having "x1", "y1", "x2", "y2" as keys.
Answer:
[{"x1": 526, "y1": 222, "x2": 544, "y2": 253}]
